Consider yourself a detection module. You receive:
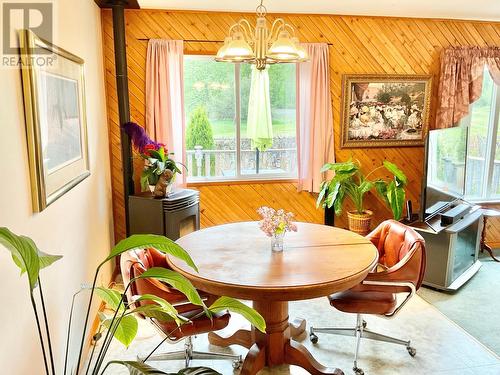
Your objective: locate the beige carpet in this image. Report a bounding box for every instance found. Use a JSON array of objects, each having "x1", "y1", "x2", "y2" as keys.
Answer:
[
  {"x1": 98, "y1": 295, "x2": 499, "y2": 374},
  {"x1": 418, "y1": 253, "x2": 500, "y2": 356}
]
